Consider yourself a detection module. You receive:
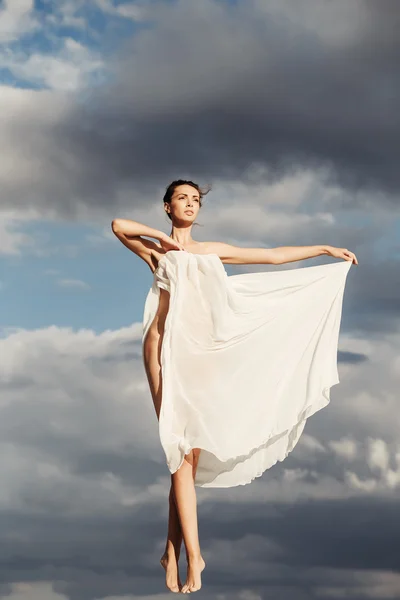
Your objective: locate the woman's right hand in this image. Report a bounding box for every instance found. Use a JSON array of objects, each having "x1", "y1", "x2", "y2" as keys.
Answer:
[{"x1": 159, "y1": 233, "x2": 188, "y2": 253}]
